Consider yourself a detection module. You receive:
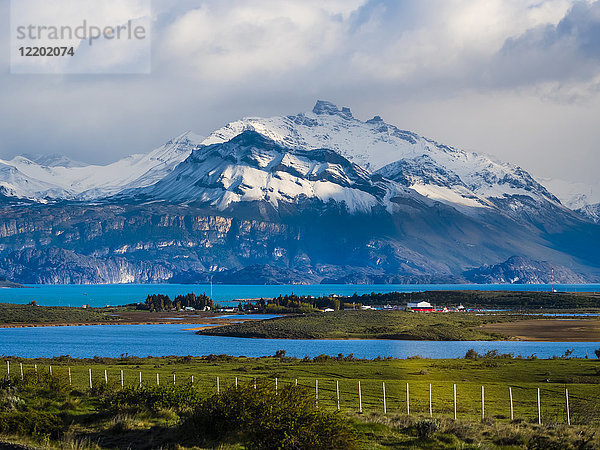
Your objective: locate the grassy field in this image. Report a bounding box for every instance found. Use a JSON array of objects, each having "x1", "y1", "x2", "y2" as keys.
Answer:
[
  {"x1": 0, "y1": 303, "x2": 120, "y2": 325},
  {"x1": 198, "y1": 310, "x2": 525, "y2": 340},
  {"x1": 351, "y1": 290, "x2": 600, "y2": 309},
  {"x1": 2, "y1": 355, "x2": 600, "y2": 422},
  {"x1": 1, "y1": 355, "x2": 600, "y2": 448}
]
